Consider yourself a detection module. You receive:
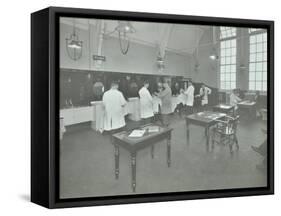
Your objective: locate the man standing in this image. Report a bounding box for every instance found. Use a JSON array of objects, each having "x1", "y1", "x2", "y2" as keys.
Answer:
[
  {"x1": 138, "y1": 80, "x2": 154, "y2": 125},
  {"x1": 156, "y1": 82, "x2": 172, "y2": 127},
  {"x1": 198, "y1": 83, "x2": 212, "y2": 107},
  {"x1": 184, "y1": 81, "x2": 195, "y2": 115},
  {"x1": 102, "y1": 81, "x2": 127, "y2": 132},
  {"x1": 230, "y1": 89, "x2": 242, "y2": 114}
]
